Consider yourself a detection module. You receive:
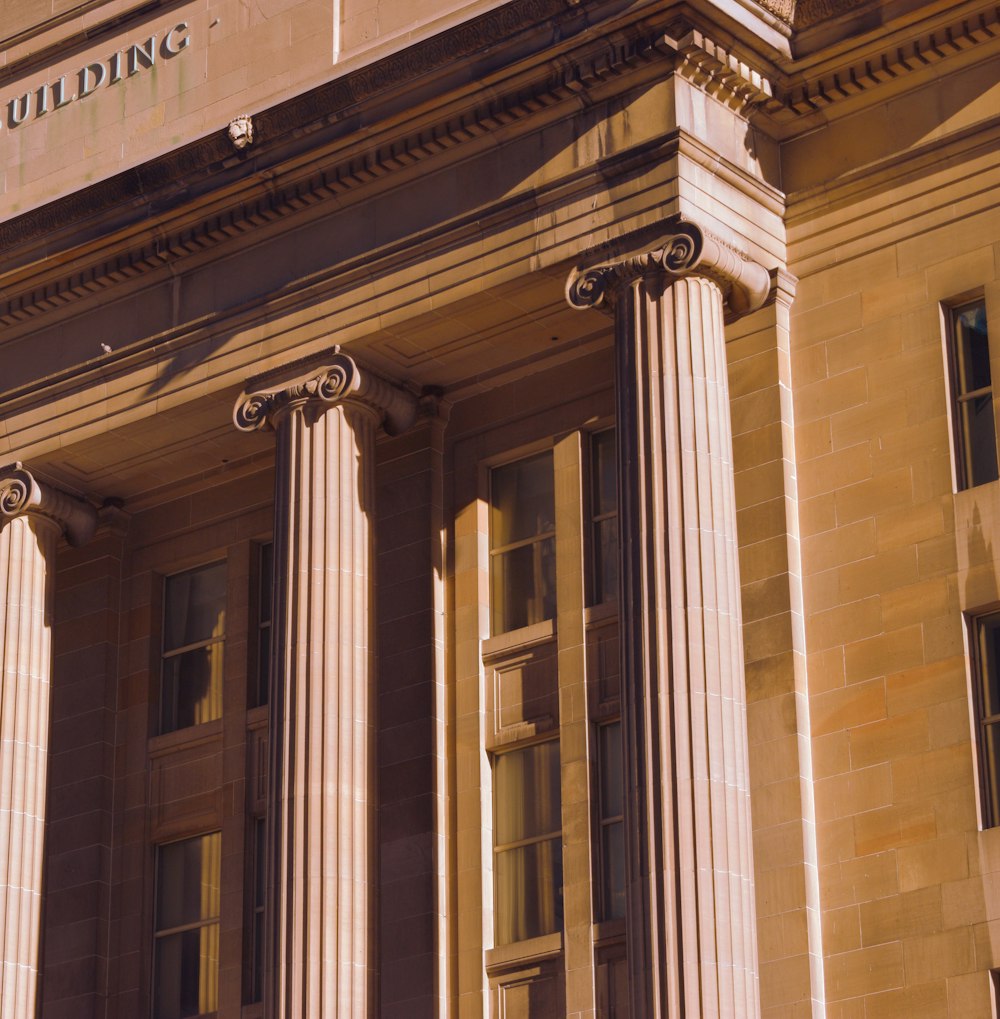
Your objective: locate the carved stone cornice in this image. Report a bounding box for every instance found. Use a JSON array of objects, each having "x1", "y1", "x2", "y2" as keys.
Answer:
[
  {"x1": 565, "y1": 218, "x2": 771, "y2": 319},
  {"x1": 234, "y1": 351, "x2": 418, "y2": 435},
  {"x1": 0, "y1": 463, "x2": 98, "y2": 546},
  {"x1": 667, "y1": 27, "x2": 779, "y2": 115}
]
